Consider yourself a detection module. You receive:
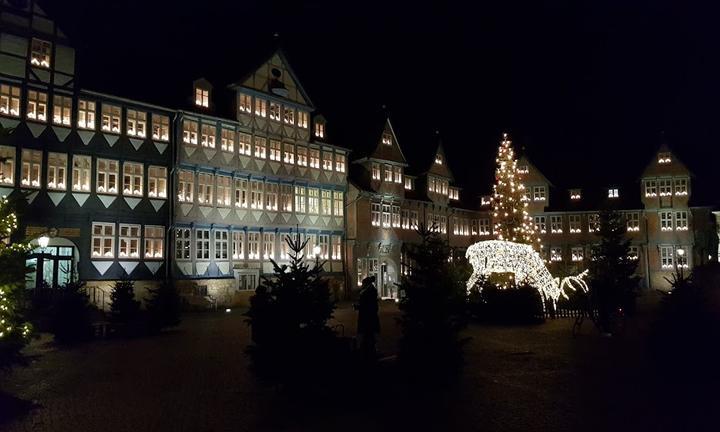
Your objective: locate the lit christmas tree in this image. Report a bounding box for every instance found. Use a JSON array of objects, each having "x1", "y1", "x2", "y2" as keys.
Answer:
[{"x1": 491, "y1": 133, "x2": 539, "y2": 246}]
